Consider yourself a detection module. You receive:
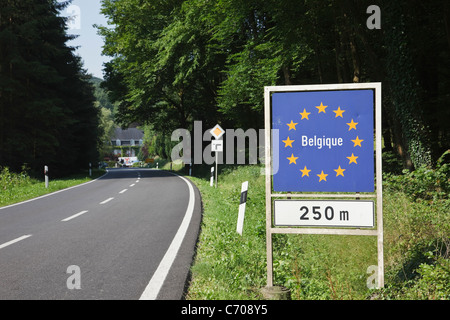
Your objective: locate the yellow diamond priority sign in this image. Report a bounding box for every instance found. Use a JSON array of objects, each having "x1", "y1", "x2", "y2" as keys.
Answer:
[{"x1": 210, "y1": 124, "x2": 225, "y2": 140}]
